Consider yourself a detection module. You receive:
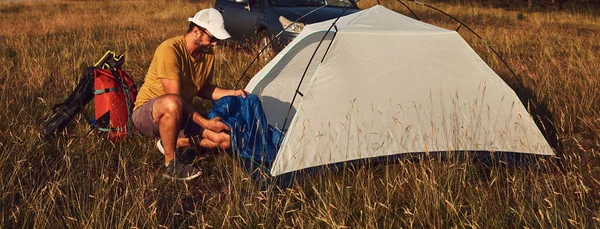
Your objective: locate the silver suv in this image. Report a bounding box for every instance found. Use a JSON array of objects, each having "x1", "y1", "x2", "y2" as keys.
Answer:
[{"x1": 214, "y1": 0, "x2": 359, "y2": 54}]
